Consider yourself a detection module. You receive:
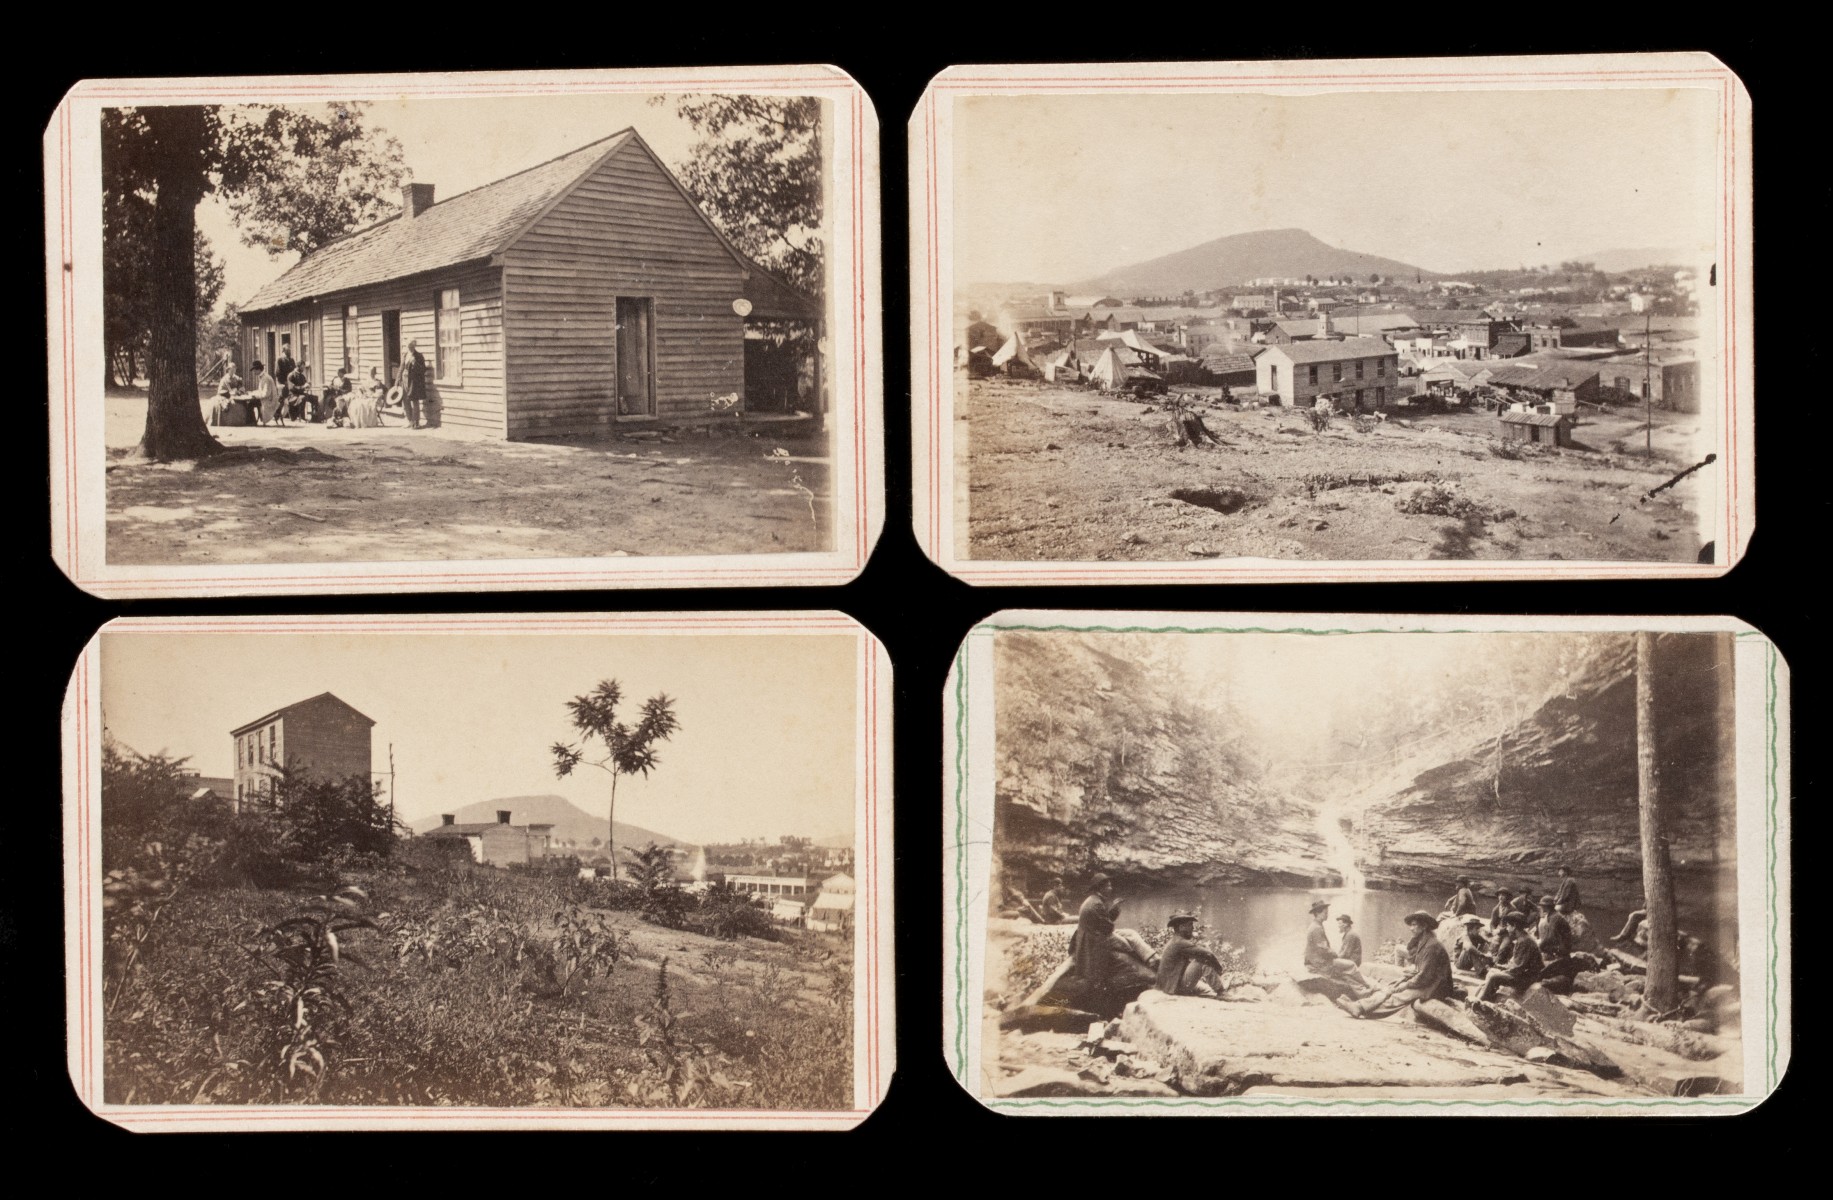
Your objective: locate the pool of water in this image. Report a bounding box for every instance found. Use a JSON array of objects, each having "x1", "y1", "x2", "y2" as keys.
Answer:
[{"x1": 1113, "y1": 885, "x2": 1707, "y2": 971}]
